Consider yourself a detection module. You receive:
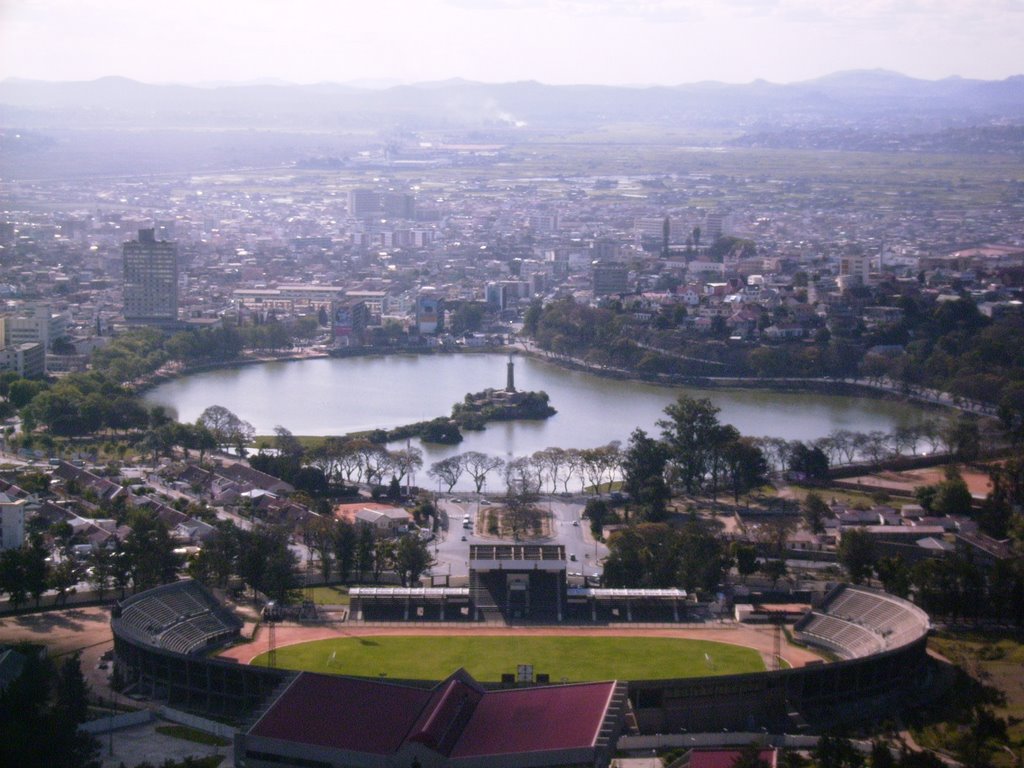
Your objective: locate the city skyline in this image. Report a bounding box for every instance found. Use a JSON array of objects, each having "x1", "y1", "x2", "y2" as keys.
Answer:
[{"x1": 1, "y1": 0, "x2": 1022, "y2": 88}]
